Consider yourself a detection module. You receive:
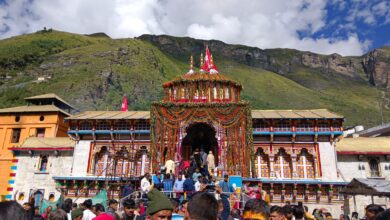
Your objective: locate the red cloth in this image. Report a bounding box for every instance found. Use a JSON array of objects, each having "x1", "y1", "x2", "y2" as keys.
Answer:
[
  {"x1": 93, "y1": 213, "x2": 114, "y2": 220},
  {"x1": 201, "y1": 46, "x2": 218, "y2": 73},
  {"x1": 120, "y1": 96, "x2": 128, "y2": 111},
  {"x1": 182, "y1": 160, "x2": 191, "y2": 169}
]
